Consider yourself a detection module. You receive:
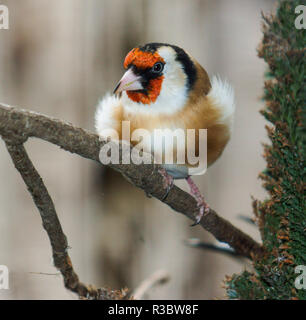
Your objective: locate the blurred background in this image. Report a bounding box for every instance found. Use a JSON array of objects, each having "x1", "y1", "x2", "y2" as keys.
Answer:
[{"x1": 0, "y1": 0, "x2": 275, "y2": 299}]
